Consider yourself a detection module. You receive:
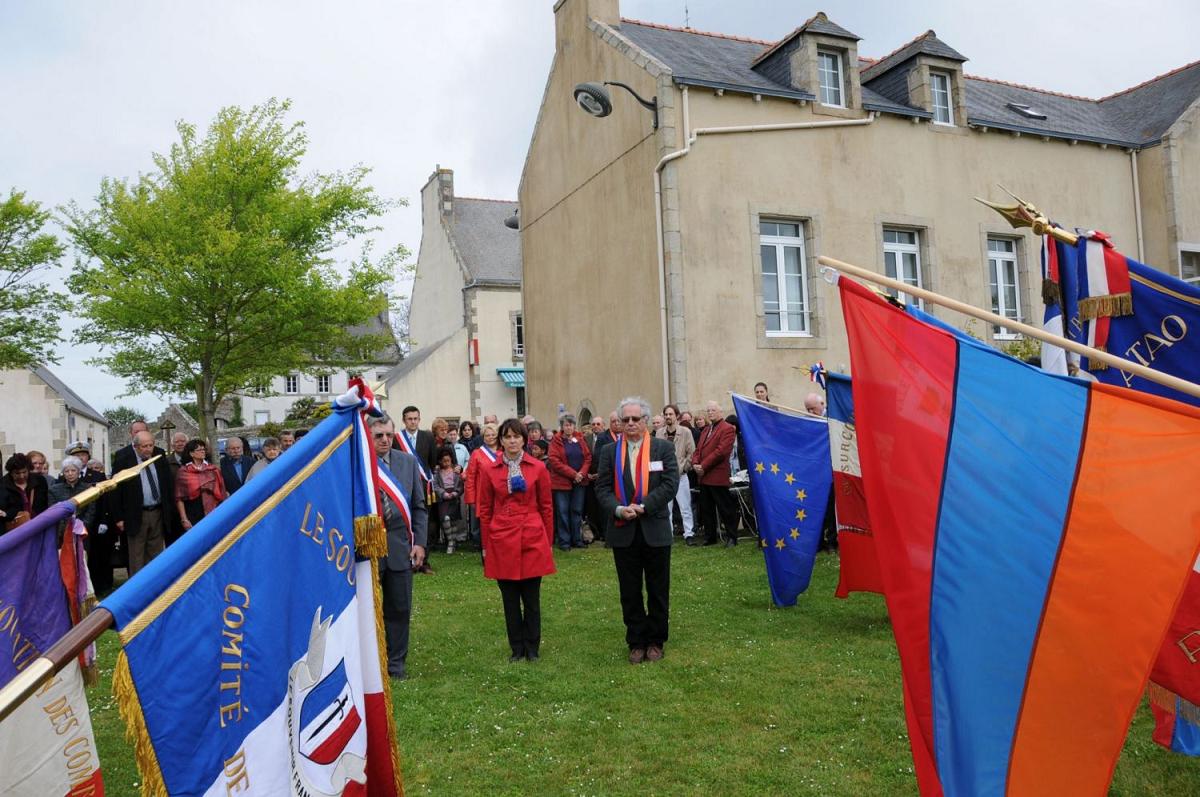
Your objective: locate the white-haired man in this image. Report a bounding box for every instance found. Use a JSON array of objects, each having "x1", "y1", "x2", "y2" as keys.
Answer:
[{"x1": 597, "y1": 397, "x2": 679, "y2": 664}]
